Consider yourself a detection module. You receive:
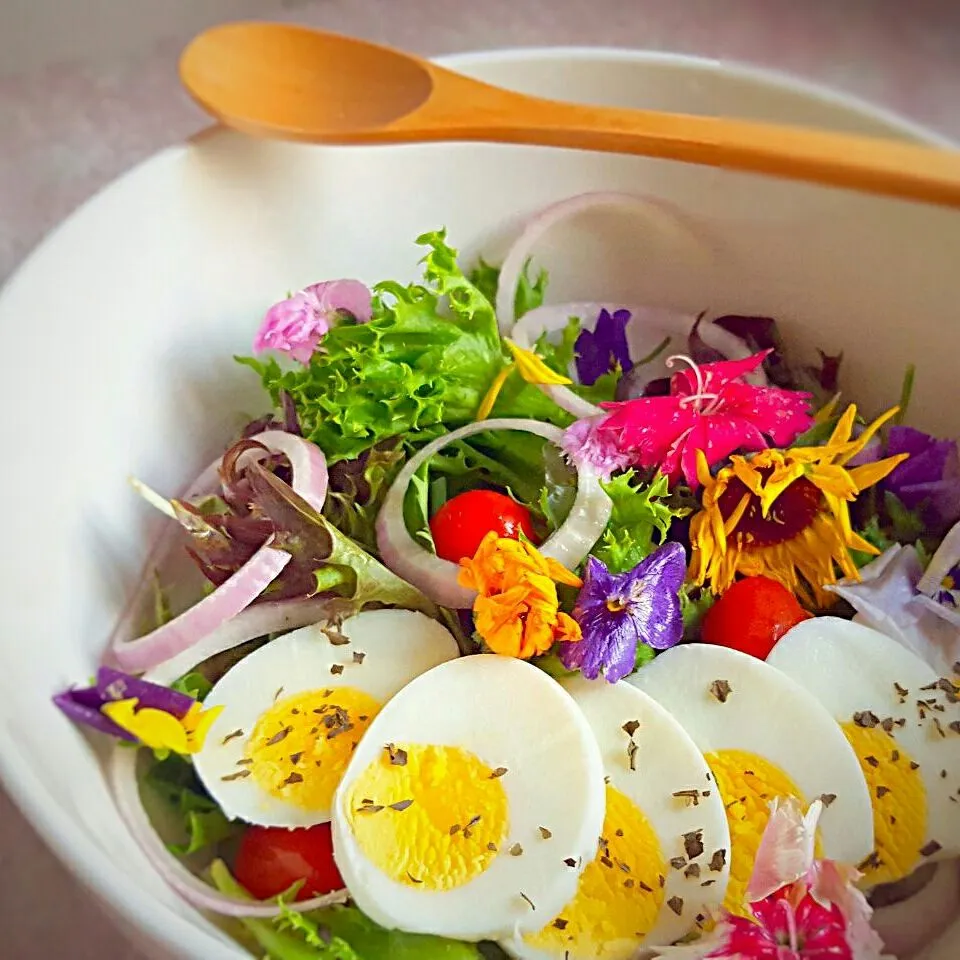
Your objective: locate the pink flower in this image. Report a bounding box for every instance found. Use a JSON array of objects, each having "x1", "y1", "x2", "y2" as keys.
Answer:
[
  {"x1": 655, "y1": 798, "x2": 886, "y2": 960},
  {"x1": 597, "y1": 352, "x2": 813, "y2": 488},
  {"x1": 253, "y1": 279, "x2": 372, "y2": 363},
  {"x1": 560, "y1": 413, "x2": 634, "y2": 480}
]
